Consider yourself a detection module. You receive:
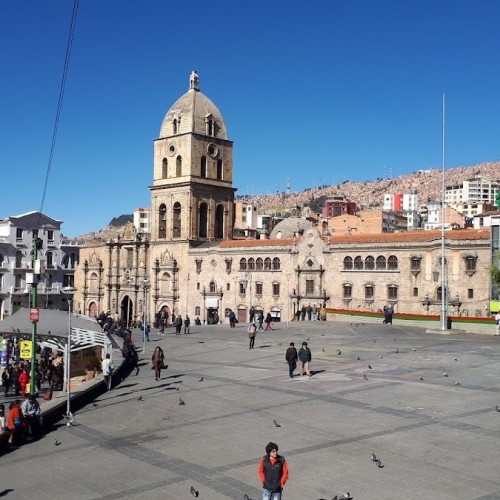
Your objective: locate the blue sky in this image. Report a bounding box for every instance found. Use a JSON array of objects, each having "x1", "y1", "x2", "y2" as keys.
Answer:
[{"x1": 1, "y1": 0, "x2": 499, "y2": 237}]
